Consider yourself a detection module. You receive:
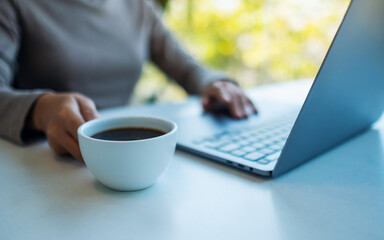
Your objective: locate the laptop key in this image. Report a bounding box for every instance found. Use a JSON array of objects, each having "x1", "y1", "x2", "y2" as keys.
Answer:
[
  {"x1": 244, "y1": 152, "x2": 265, "y2": 161},
  {"x1": 219, "y1": 143, "x2": 241, "y2": 152},
  {"x1": 204, "y1": 140, "x2": 231, "y2": 149},
  {"x1": 216, "y1": 134, "x2": 232, "y2": 141},
  {"x1": 241, "y1": 146, "x2": 256, "y2": 152},
  {"x1": 259, "y1": 148, "x2": 275, "y2": 155},
  {"x1": 237, "y1": 140, "x2": 251, "y2": 146},
  {"x1": 232, "y1": 136, "x2": 246, "y2": 141},
  {"x1": 262, "y1": 139, "x2": 276, "y2": 146},
  {"x1": 251, "y1": 142, "x2": 265, "y2": 149},
  {"x1": 256, "y1": 159, "x2": 270, "y2": 165},
  {"x1": 267, "y1": 144, "x2": 282, "y2": 151},
  {"x1": 231, "y1": 150, "x2": 247, "y2": 157},
  {"x1": 265, "y1": 151, "x2": 281, "y2": 161}
]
